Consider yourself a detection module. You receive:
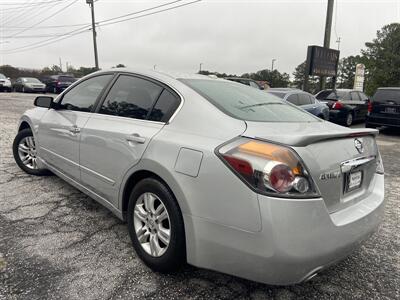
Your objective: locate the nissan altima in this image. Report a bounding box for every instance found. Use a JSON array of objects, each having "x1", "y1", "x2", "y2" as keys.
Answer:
[{"x1": 12, "y1": 69, "x2": 385, "y2": 285}]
